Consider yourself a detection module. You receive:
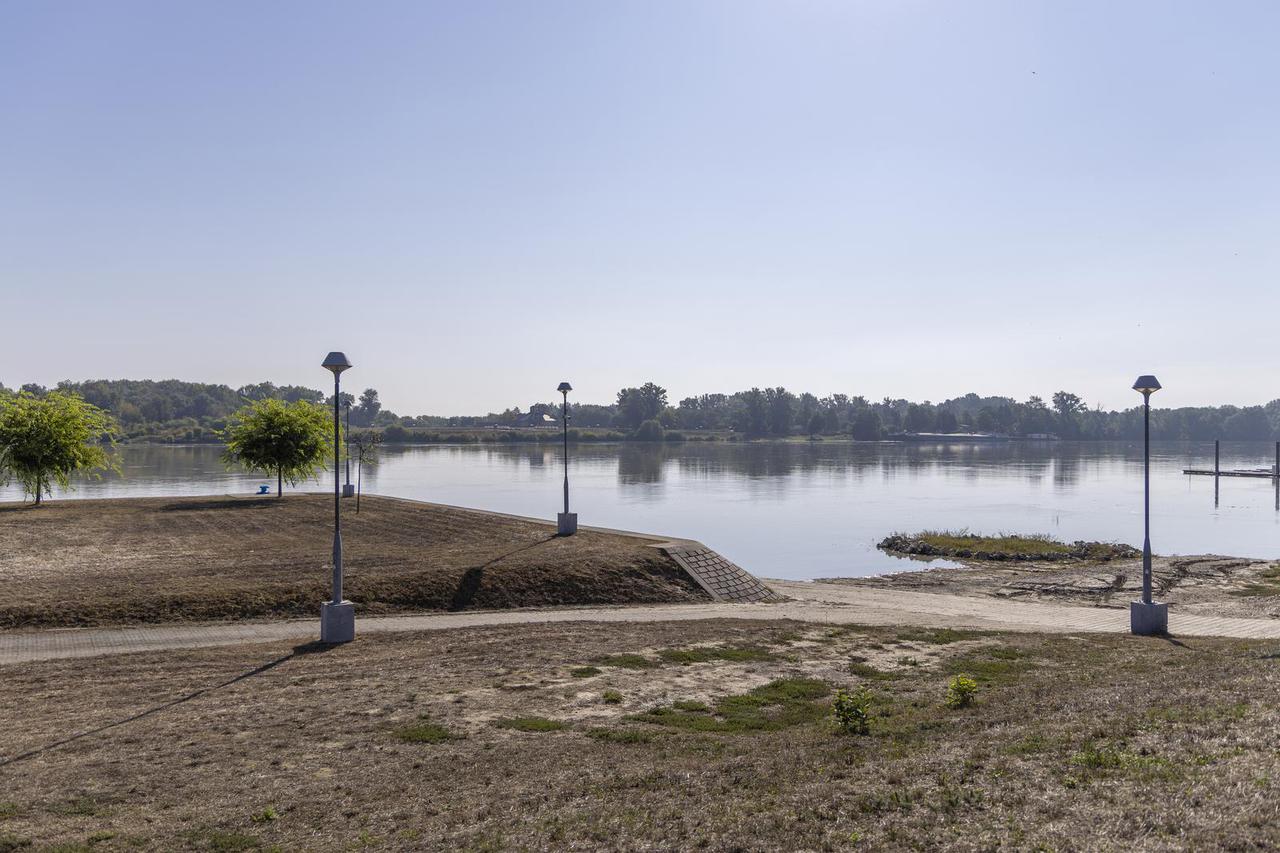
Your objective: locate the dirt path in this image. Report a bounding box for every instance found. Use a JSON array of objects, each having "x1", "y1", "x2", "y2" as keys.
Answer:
[{"x1": 4, "y1": 580, "x2": 1280, "y2": 665}]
